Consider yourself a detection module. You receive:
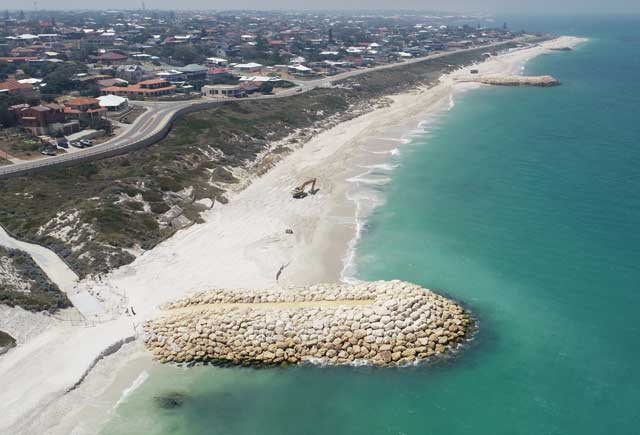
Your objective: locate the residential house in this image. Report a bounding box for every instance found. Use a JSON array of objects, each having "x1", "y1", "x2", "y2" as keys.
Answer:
[
  {"x1": 238, "y1": 76, "x2": 283, "y2": 85},
  {"x1": 97, "y1": 94, "x2": 129, "y2": 112},
  {"x1": 94, "y1": 51, "x2": 128, "y2": 65},
  {"x1": 206, "y1": 67, "x2": 237, "y2": 84},
  {"x1": 9, "y1": 103, "x2": 72, "y2": 135},
  {"x1": 232, "y1": 62, "x2": 263, "y2": 73},
  {"x1": 0, "y1": 79, "x2": 34, "y2": 96},
  {"x1": 116, "y1": 65, "x2": 144, "y2": 83},
  {"x1": 288, "y1": 64, "x2": 314, "y2": 76},
  {"x1": 63, "y1": 97, "x2": 108, "y2": 128},
  {"x1": 156, "y1": 69, "x2": 185, "y2": 83},
  {"x1": 177, "y1": 64, "x2": 208, "y2": 81},
  {"x1": 97, "y1": 78, "x2": 129, "y2": 88},
  {"x1": 201, "y1": 84, "x2": 246, "y2": 98},
  {"x1": 84, "y1": 31, "x2": 117, "y2": 47},
  {"x1": 205, "y1": 57, "x2": 228, "y2": 67},
  {"x1": 101, "y1": 78, "x2": 176, "y2": 99}
]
